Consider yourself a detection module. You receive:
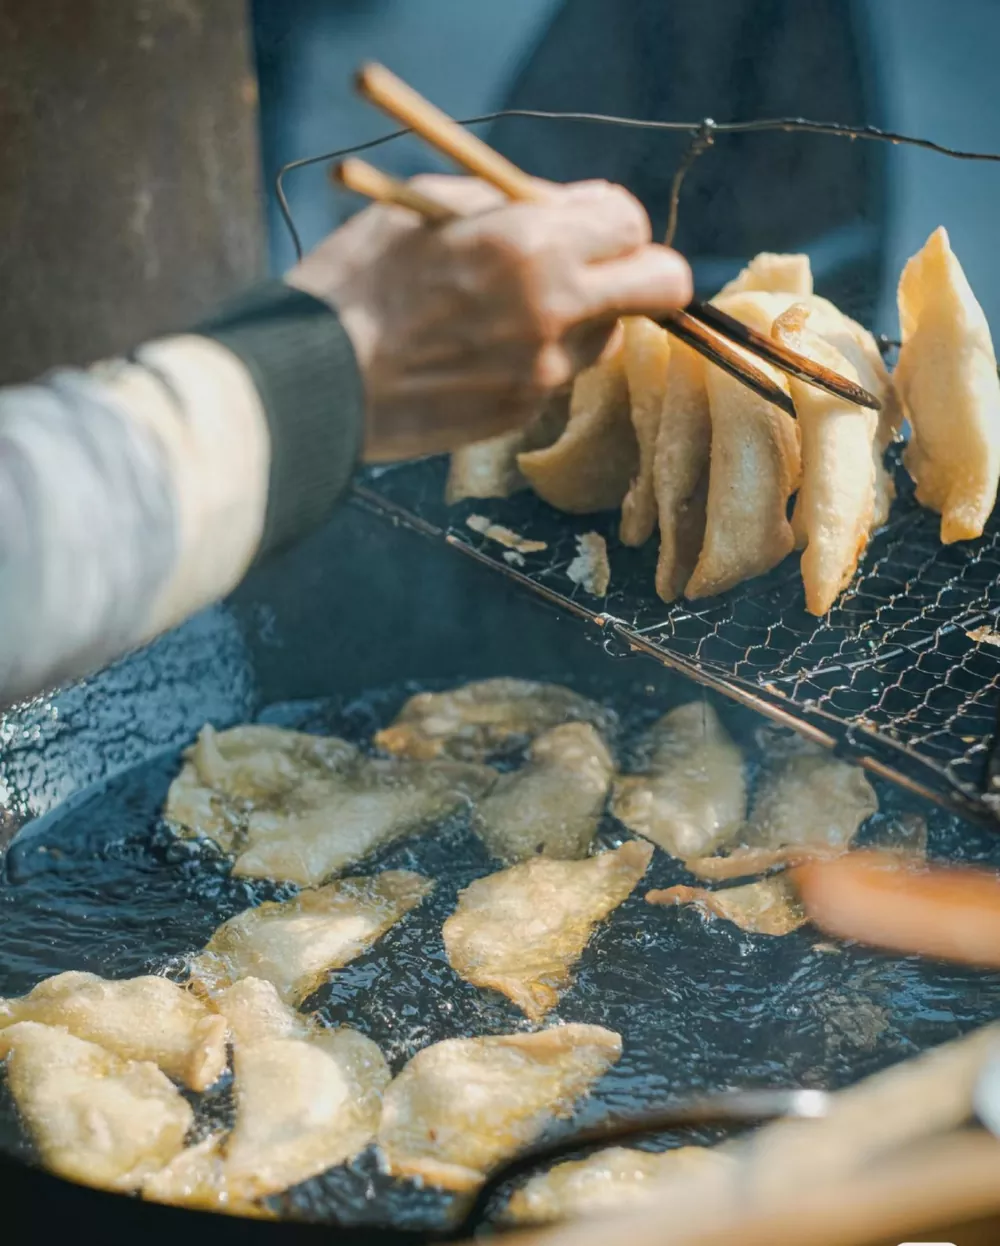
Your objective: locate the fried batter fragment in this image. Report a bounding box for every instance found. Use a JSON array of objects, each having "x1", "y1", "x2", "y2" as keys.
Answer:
[
  {"x1": 504, "y1": 1145, "x2": 733, "y2": 1225},
  {"x1": 0, "y1": 1022, "x2": 192, "y2": 1191},
  {"x1": 167, "y1": 722, "x2": 492, "y2": 886},
  {"x1": 374, "y1": 678, "x2": 614, "y2": 763},
  {"x1": 518, "y1": 335, "x2": 638, "y2": 513},
  {"x1": 472, "y1": 723, "x2": 615, "y2": 863},
  {"x1": 773, "y1": 305, "x2": 878, "y2": 615},
  {"x1": 895, "y1": 226, "x2": 1000, "y2": 542},
  {"x1": 647, "y1": 875, "x2": 806, "y2": 936},
  {"x1": 685, "y1": 351, "x2": 800, "y2": 598},
  {"x1": 719, "y1": 252, "x2": 813, "y2": 297},
  {"x1": 620, "y1": 317, "x2": 671, "y2": 546},
  {"x1": 188, "y1": 870, "x2": 433, "y2": 1004},
  {"x1": 566, "y1": 531, "x2": 611, "y2": 597},
  {"x1": 445, "y1": 393, "x2": 569, "y2": 504},
  {"x1": 653, "y1": 340, "x2": 711, "y2": 602},
  {"x1": 146, "y1": 979, "x2": 389, "y2": 1211},
  {"x1": 443, "y1": 842, "x2": 652, "y2": 1020},
  {"x1": 611, "y1": 703, "x2": 745, "y2": 859},
  {"x1": 376, "y1": 1025, "x2": 621, "y2": 1191},
  {"x1": 0, "y1": 971, "x2": 227, "y2": 1092}
]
